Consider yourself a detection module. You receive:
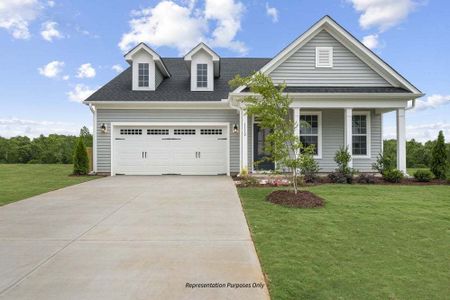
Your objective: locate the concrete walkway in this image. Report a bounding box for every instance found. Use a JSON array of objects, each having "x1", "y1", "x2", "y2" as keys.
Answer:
[{"x1": 0, "y1": 176, "x2": 269, "y2": 300}]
